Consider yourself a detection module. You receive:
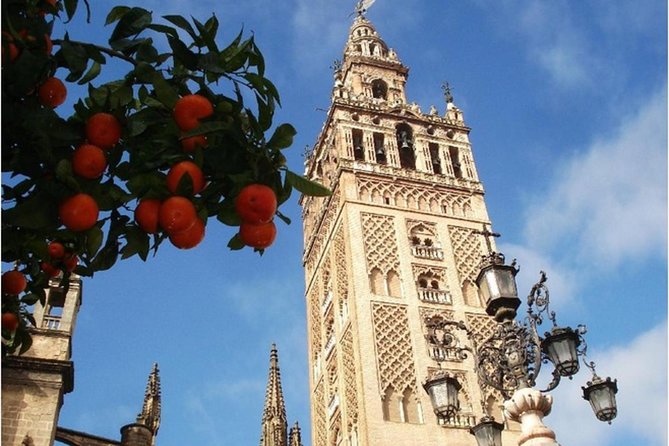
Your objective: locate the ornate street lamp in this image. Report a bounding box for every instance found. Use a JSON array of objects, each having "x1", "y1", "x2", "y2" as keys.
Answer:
[
  {"x1": 422, "y1": 227, "x2": 619, "y2": 446},
  {"x1": 470, "y1": 416, "x2": 504, "y2": 446},
  {"x1": 582, "y1": 363, "x2": 619, "y2": 424},
  {"x1": 422, "y1": 369, "x2": 462, "y2": 420}
]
